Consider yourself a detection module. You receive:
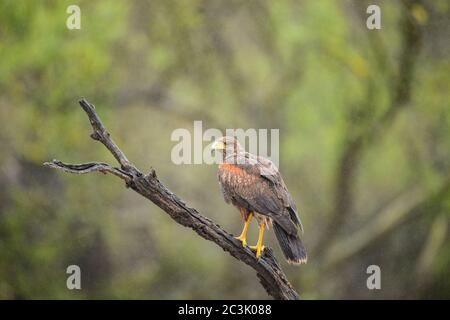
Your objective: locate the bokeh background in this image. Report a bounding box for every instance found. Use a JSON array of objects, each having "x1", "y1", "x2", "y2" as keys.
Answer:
[{"x1": 0, "y1": 0, "x2": 449, "y2": 299}]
